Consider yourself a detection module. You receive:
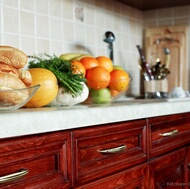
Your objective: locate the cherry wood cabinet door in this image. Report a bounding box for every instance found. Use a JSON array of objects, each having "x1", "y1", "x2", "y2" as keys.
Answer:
[
  {"x1": 149, "y1": 147, "x2": 188, "y2": 189},
  {"x1": 0, "y1": 131, "x2": 72, "y2": 189},
  {"x1": 188, "y1": 146, "x2": 190, "y2": 182},
  {"x1": 72, "y1": 119, "x2": 147, "y2": 186},
  {"x1": 147, "y1": 112, "x2": 190, "y2": 158},
  {"x1": 75, "y1": 163, "x2": 148, "y2": 189}
]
